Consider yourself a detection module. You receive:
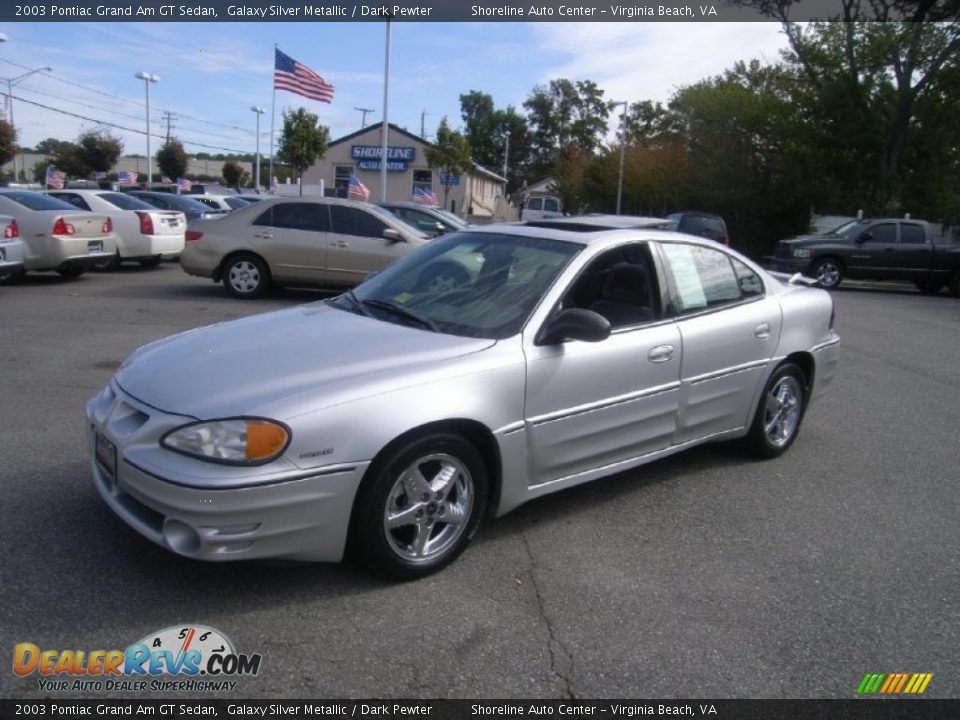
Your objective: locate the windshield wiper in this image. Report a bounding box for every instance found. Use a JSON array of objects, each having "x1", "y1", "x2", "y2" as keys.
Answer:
[
  {"x1": 336, "y1": 289, "x2": 372, "y2": 317},
  {"x1": 361, "y1": 299, "x2": 439, "y2": 332}
]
